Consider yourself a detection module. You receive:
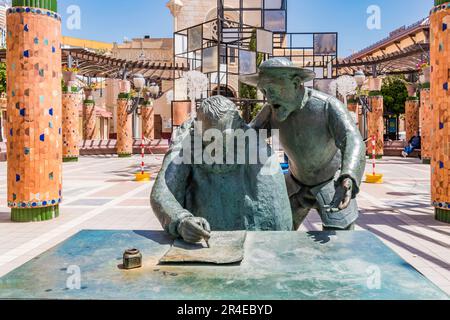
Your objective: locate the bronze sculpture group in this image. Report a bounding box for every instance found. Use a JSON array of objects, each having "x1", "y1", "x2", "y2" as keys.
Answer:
[{"x1": 151, "y1": 58, "x2": 367, "y2": 243}]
